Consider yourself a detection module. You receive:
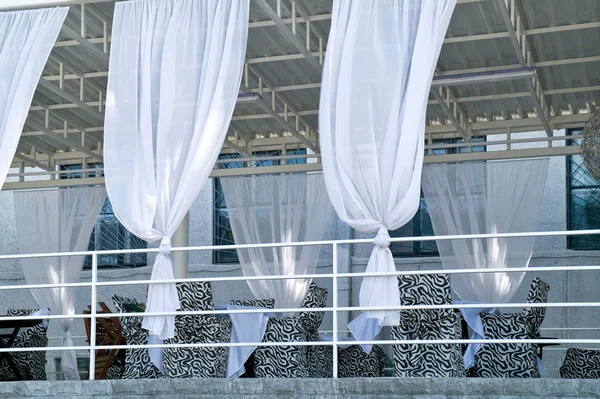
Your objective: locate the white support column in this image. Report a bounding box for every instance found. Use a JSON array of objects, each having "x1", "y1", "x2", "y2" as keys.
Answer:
[{"x1": 172, "y1": 212, "x2": 190, "y2": 279}]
